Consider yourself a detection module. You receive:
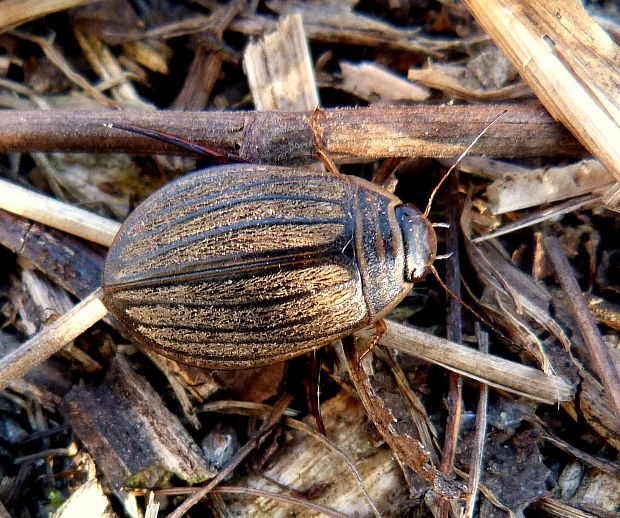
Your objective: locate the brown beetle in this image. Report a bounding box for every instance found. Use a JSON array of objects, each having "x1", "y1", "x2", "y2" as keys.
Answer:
[{"x1": 102, "y1": 163, "x2": 437, "y2": 369}]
